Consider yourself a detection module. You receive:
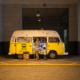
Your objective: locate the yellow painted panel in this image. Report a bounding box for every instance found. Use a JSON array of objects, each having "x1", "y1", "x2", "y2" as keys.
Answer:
[
  {"x1": 9, "y1": 42, "x2": 65, "y2": 55},
  {"x1": 9, "y1": 42, "x2": 15, "y2": 54},
  {"x1": 47, "y1": 42, "x2": 64, "y2": 55},
  {"x1": 25, "y1": 43, "x2": 32, "y2": 54},
  {"x1": 16, "y1": 42, "x2": 32, "y2": 54}
]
